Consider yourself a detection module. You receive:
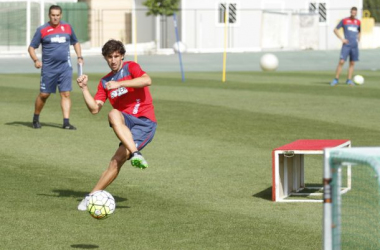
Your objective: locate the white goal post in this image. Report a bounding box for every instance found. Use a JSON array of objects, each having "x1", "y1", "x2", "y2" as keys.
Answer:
[{"x1": 323, "y1": 147, "x2": 380, "y2": 250}]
